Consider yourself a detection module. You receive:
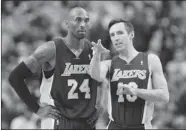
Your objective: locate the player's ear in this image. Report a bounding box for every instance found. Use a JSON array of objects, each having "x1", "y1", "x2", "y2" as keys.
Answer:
[
  {"x1": 64, "y1": 20, "x2": 69, "y2": 28},
  {"x1": 130, "y1": 31, "x2": 134, "y2": 39}
]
